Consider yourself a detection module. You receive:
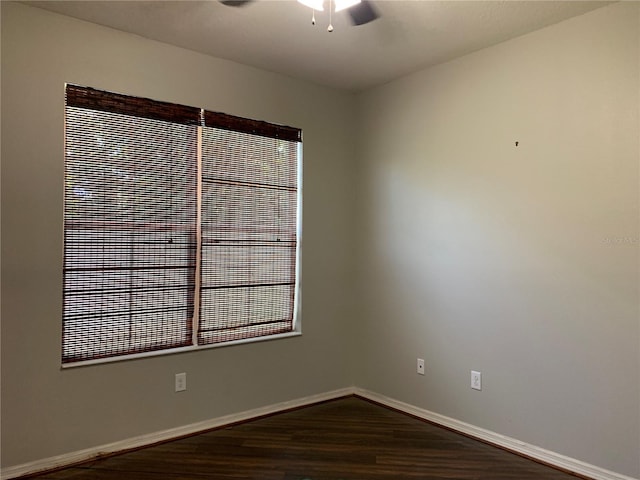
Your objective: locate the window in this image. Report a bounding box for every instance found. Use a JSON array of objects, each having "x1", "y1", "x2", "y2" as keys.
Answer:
[{"x1": 63, "y1": 85, "x2": 301, "y2": 365}]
